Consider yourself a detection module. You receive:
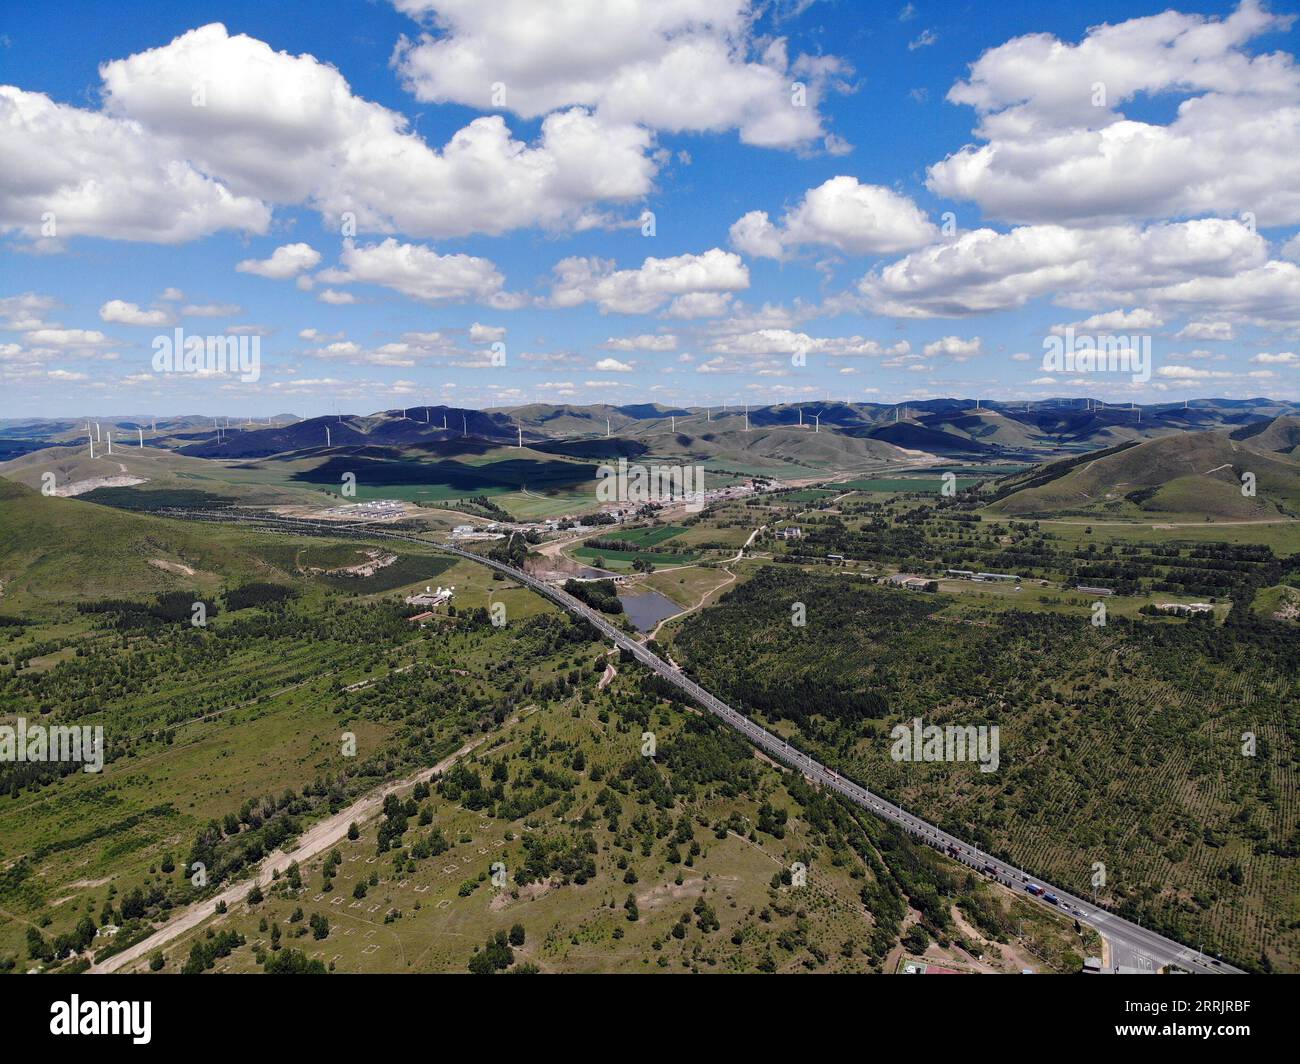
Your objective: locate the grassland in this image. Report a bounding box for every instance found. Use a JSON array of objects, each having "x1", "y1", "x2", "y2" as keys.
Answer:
[
  {"x1": 110, "y1": 661, "x2": 1095, "y2": 976},
  {"x1": 0, "y1": 481, "x2": 1099, "y2": 975}
]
